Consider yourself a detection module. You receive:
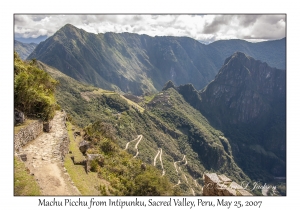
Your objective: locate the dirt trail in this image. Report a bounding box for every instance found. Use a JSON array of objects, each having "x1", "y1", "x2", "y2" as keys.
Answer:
[
  {"x1": 183, "y1": 172, "x2": 195, "y2": 196},
  {"x1": 174, "y1": 161, "x2": 179, "y2": 174},
  {"x1": 179, "y1": 167, "x2": 195, "y2": 196},
  {"x1": 154, "y1": 149, "x2": 160, "y2": 166},
  {"x1": 159, "y1": 148, "x2": 165, "y2": 176},
  {"x1": 133, "y1": 135, "x2": 143, "y2": 158},
  {"x1": 153, "y1": 148, "x2": 165, "y2": 176},
  {"x1": 182, "y1": 155, "x2": 187, "y2": 165},
  {"x1": 124, "y1": 135, "x2": 141, "y2": 150},
  {"x1": 174, "y1": 154, "x2": 187, "y2": 174},
  {"x1": 17, "y1": 111, "x2": 80, "y2": 195},
  {"x1": 173, "y1": 179, "x2": 181, "y2": 187}
]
